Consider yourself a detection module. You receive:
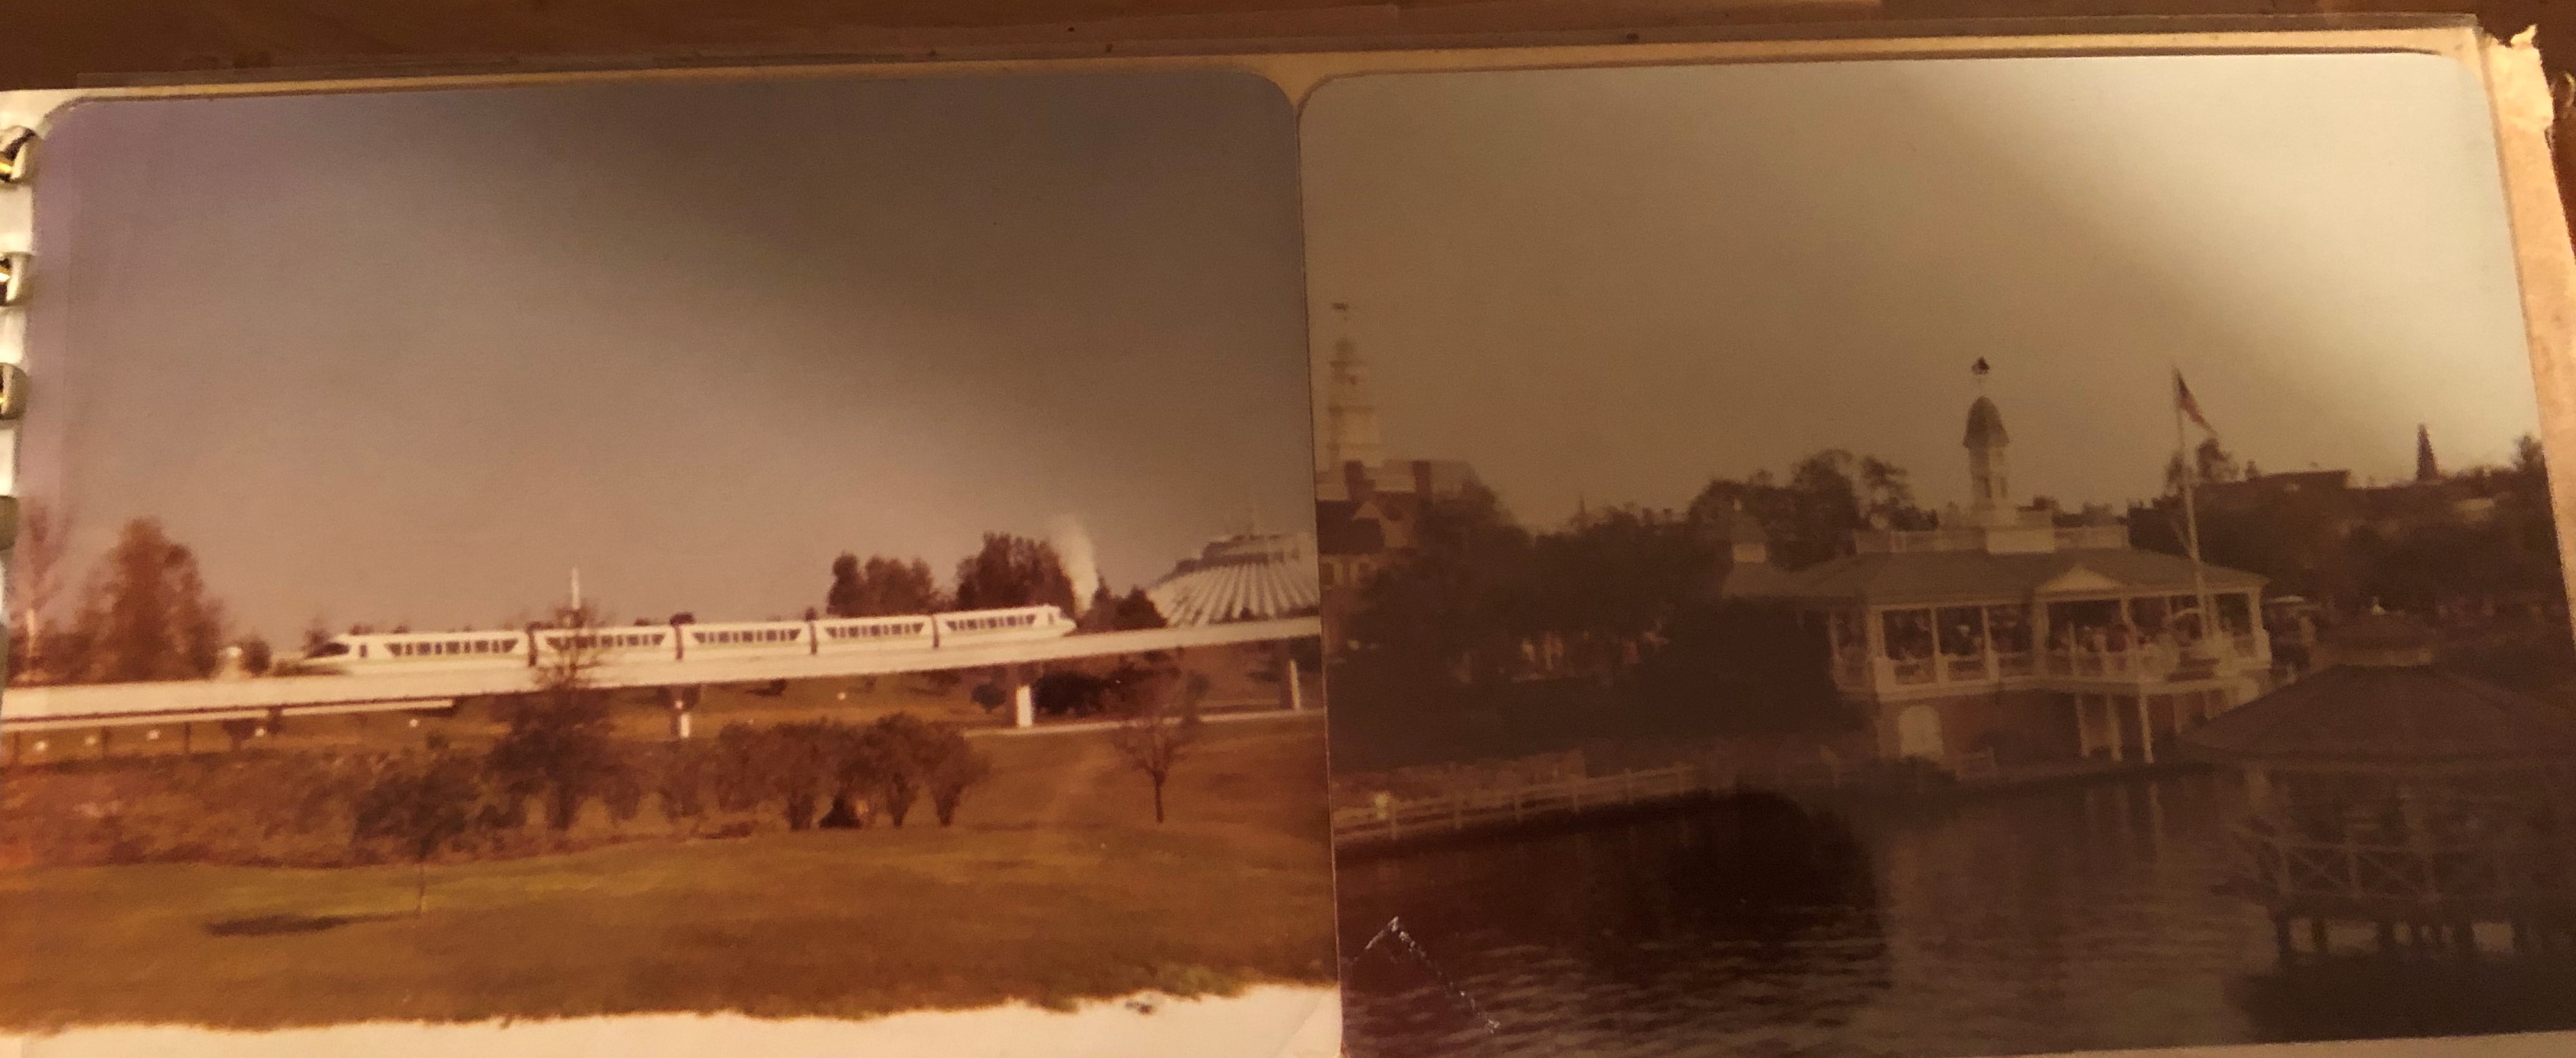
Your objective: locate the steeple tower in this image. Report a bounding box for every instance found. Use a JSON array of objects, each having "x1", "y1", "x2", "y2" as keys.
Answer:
[
  {"x1": 1322, "y1": 303, "x2": 1386, "y2": 473},
  {"x1": 2415, "y1": 424, "x2": 2440, "y2": 483},
  {"x1": 1964, "y1": 361, "x2": 2011, "y2": 526}
]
